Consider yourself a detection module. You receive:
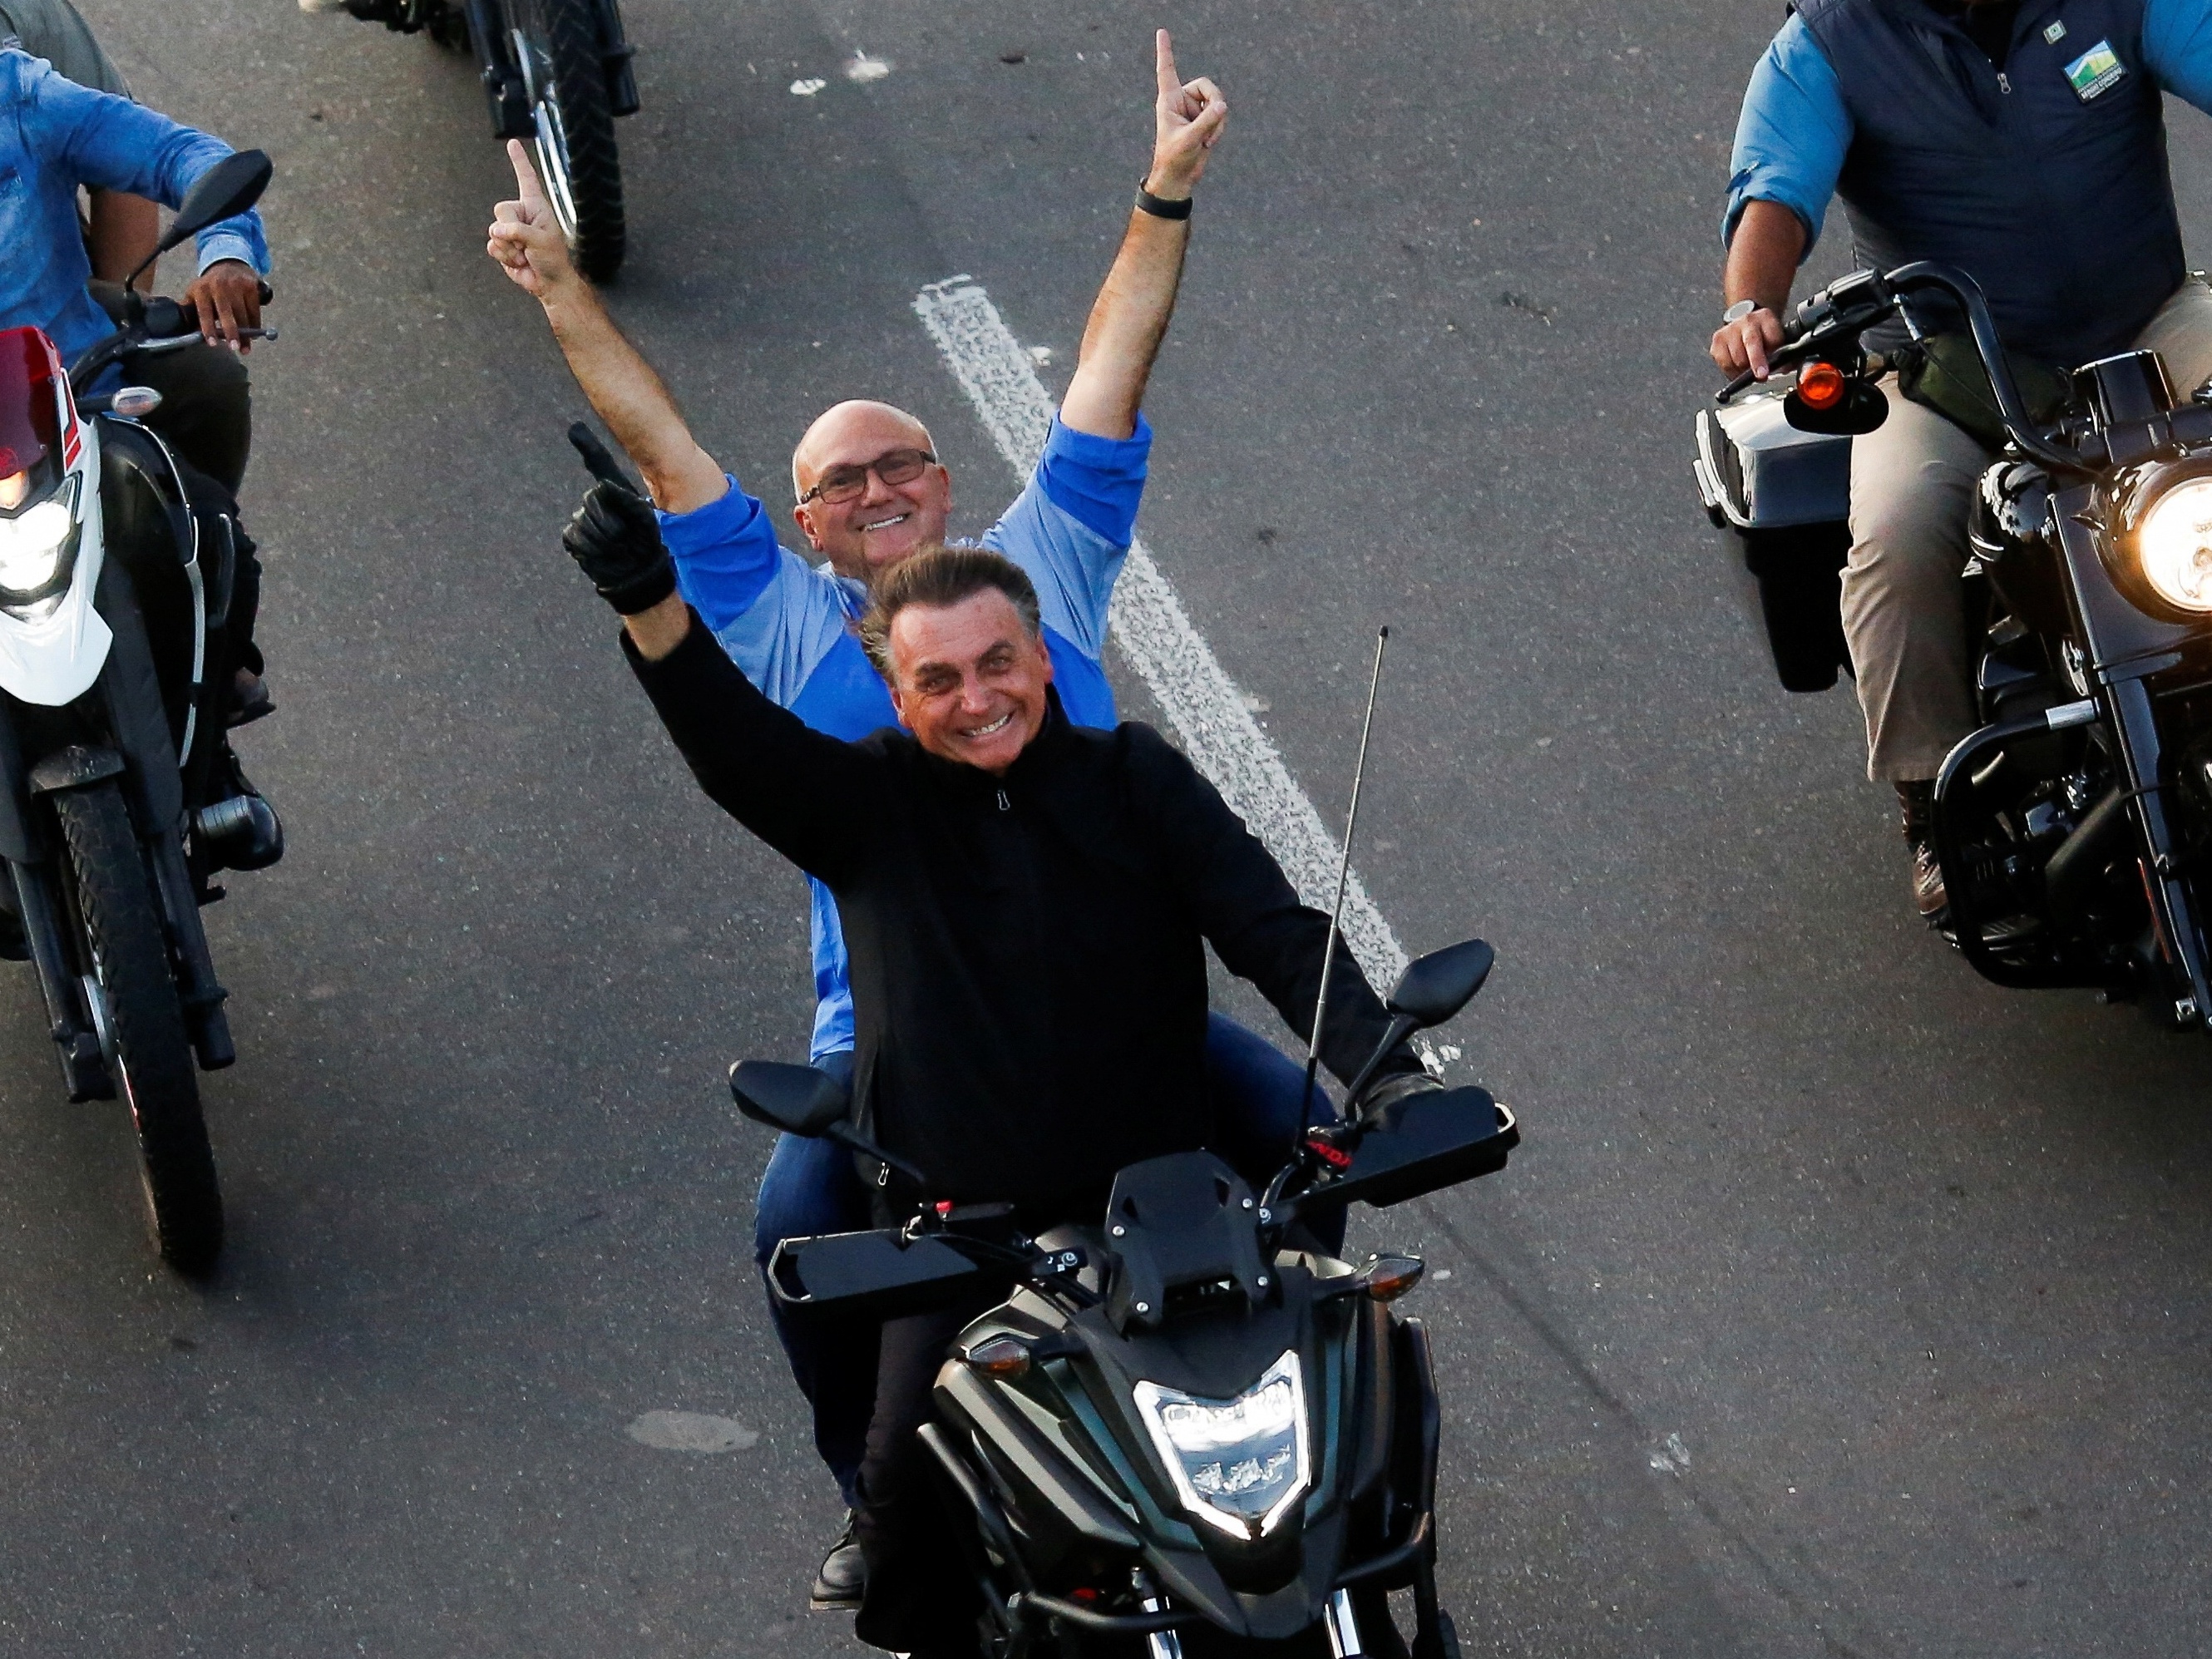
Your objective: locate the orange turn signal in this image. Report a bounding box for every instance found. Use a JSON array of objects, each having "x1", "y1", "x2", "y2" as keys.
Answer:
[
  {"x1": 961, "y1": 1336, "x2": 1032, "y2": 1379},
  {"x1": 1797, "y1": 360, "x2": 1847, "y2": 410},
  {"x1": 1362, "y1": 1254, "x2": 1426, "y2": 1302}
]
